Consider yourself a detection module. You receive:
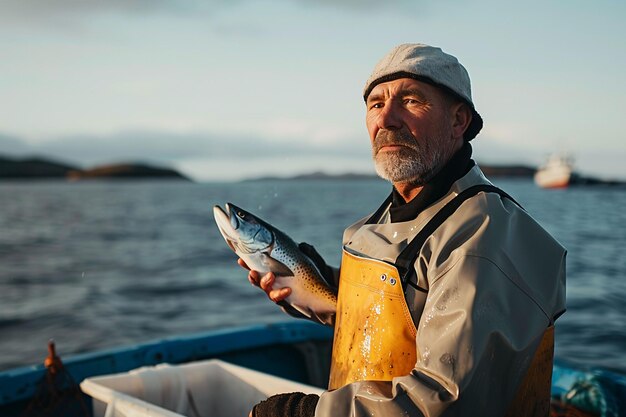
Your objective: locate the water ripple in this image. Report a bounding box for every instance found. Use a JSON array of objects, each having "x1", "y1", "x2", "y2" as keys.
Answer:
[{"x1": 0, "y1": 179, "x2": 624, "y2": 374}]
